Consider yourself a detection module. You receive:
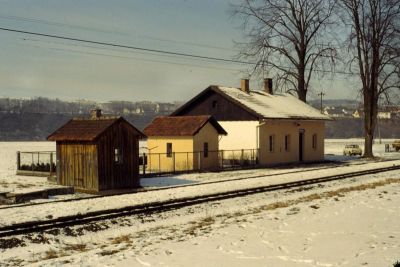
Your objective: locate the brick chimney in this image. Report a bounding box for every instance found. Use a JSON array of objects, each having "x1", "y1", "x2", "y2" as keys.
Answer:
[
  {"x1": 240, "y1": 79, "x2": 250, "y2": 93},
  {"x1": 264, "y1": 78, "x2": 273, "y2": 94},
  {"x1": 90, "y1": 108, "x2": 102, "y2": 119}
]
